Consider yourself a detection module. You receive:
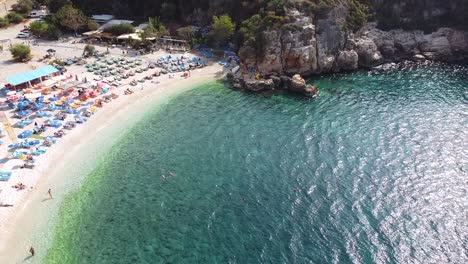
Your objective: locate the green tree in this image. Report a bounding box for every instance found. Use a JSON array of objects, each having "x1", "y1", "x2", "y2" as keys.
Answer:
[
  {"x1": 103, "y1": 23, "x2": 135, "y2": 36},
  {"x1": 46, "y1": 0, "x2": 71, "y2": 13},
  {"x1": 56, "y1": 5, "x2": 87, "y2": 35},
  {"x1": 13, "y1": 0, "x2": 33, "y2": 15},
  {"x1": 10, "y1": 44, "x2": 31, "y2": 61},
  {"x1": 177, "y1": 26, "x2": 195, "y2": 41},
  {"x1": 83, "y1": 44, "x2": 95, "y2": 56},
  {"x1": 45, "y1": 23, "x2": 61, "y2": 39},
  {"x1": 0, "y1": 17, "x2": 9, "y2": 28},
  {"x1": 144, "y1": 17, "x2": 169, "y2": 37},
  {"x1": 32, "y1": 0, "x2": 48, "y2": 8},
  {"x1": 6, "y1": 12, "x2": 24, "y2": 24},
  {"x1": 210, "y1": 15, "x2": 235, "y2": 45},
  {"x1": 86, "y1": 19, "x2": 99, "y2": 31},
  {"x1": 29, "y1": 21, "x2": 49, "y2": 36}
]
